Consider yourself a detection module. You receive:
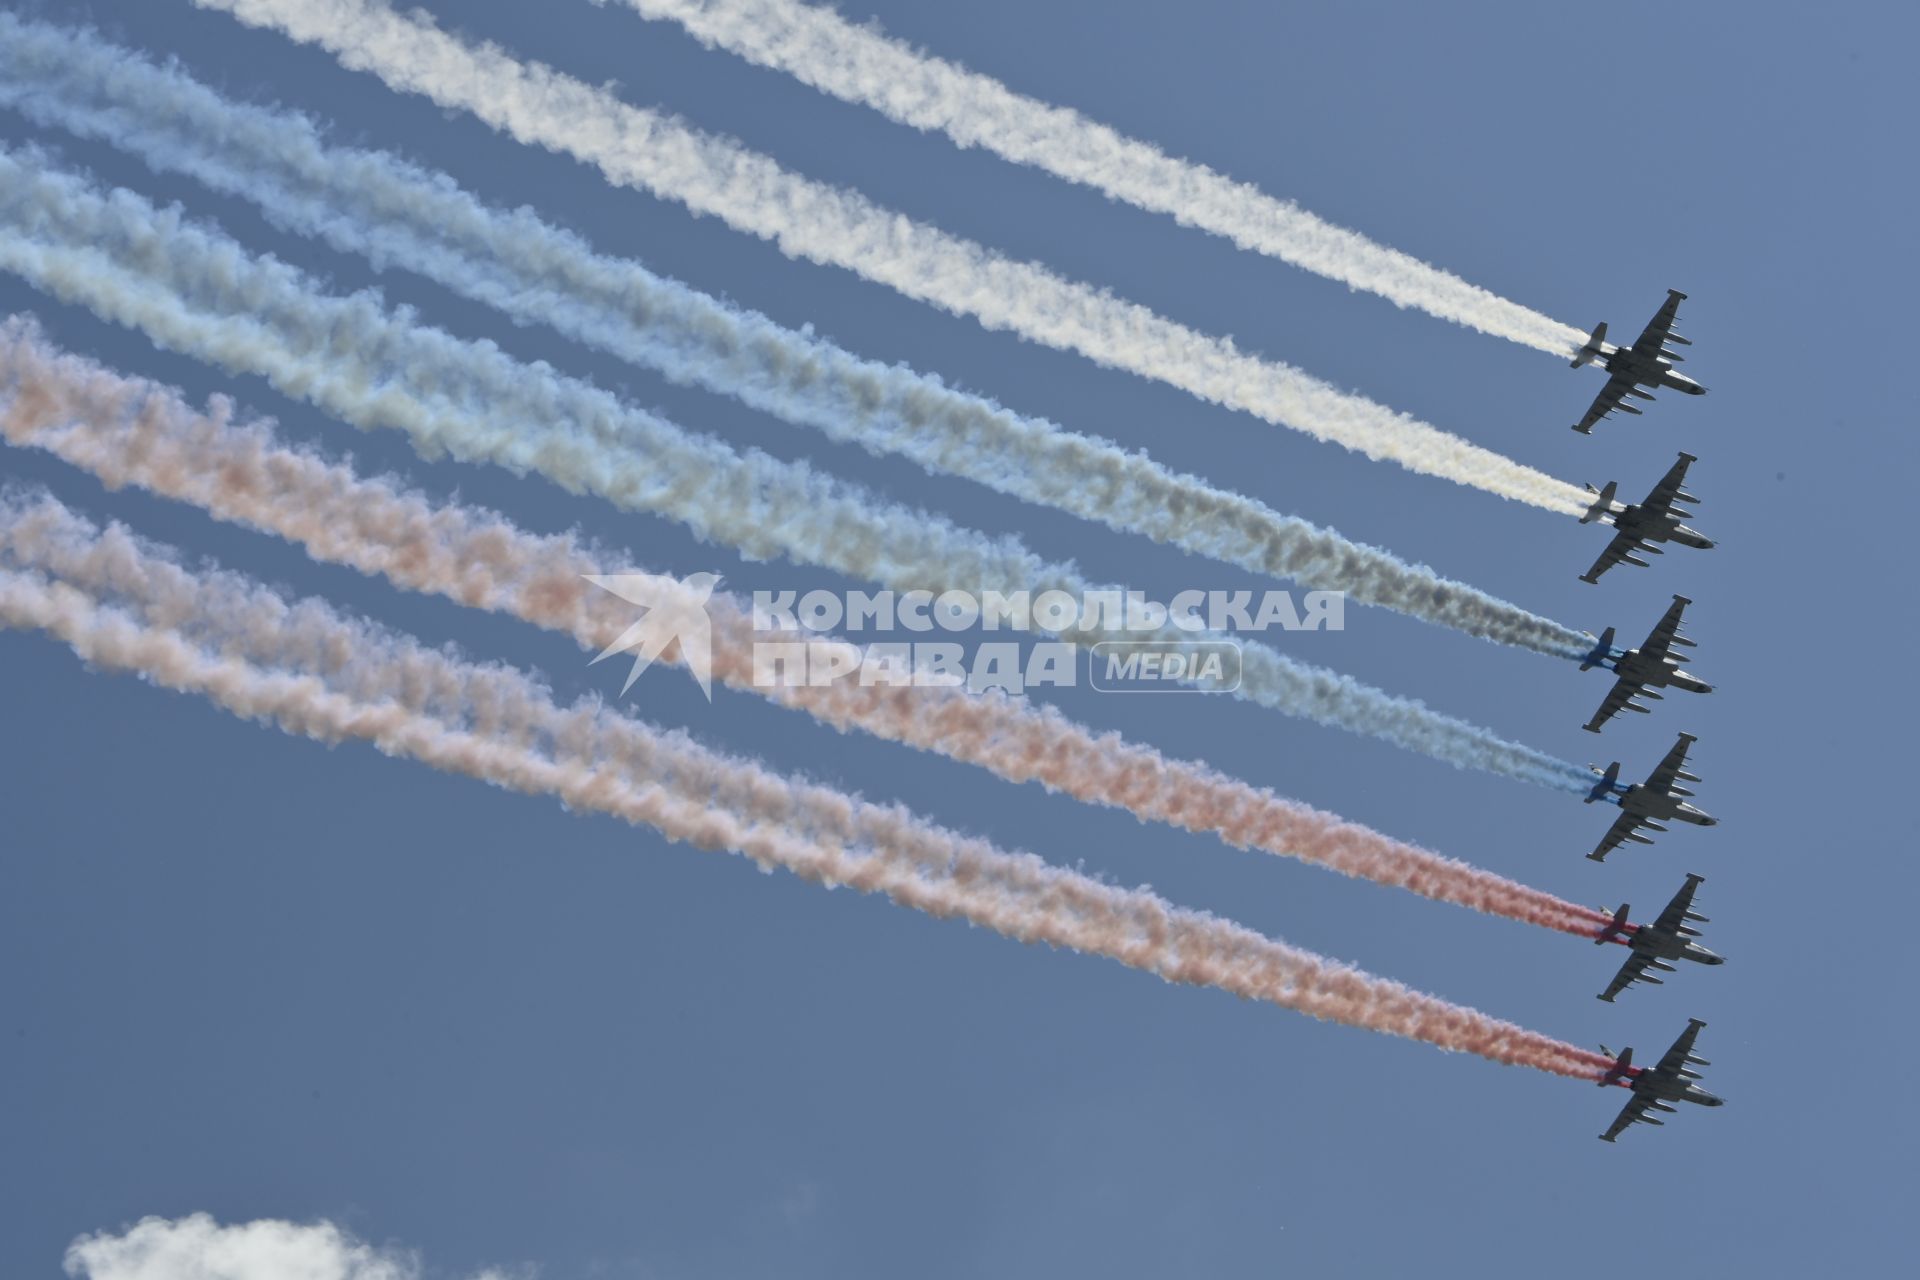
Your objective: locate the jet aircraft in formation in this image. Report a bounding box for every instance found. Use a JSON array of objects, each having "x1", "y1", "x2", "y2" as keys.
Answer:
[
  {"x1": 1562, "y1": 297, "x2": 1725, "y2": 1141},
  {"x1": 1584, "y1": 732, "x2": 1718, "y2": 861},
  {"x1": 1579, "y1": 452, "x2": 1715, "y2": 584},
  {"x1": 1595, "y1": 1019, "x2": 1723, "y2": 1142},
  {"x1": 1580, "y1": 595, "x2": 1713, "y2": 733},
  {"x1": 1569, "y1": 289, "x2": 1707, "y2": 434},
  {"x1": 1592, "y1": 874, "x2": 1722, "y2": 1002}
]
